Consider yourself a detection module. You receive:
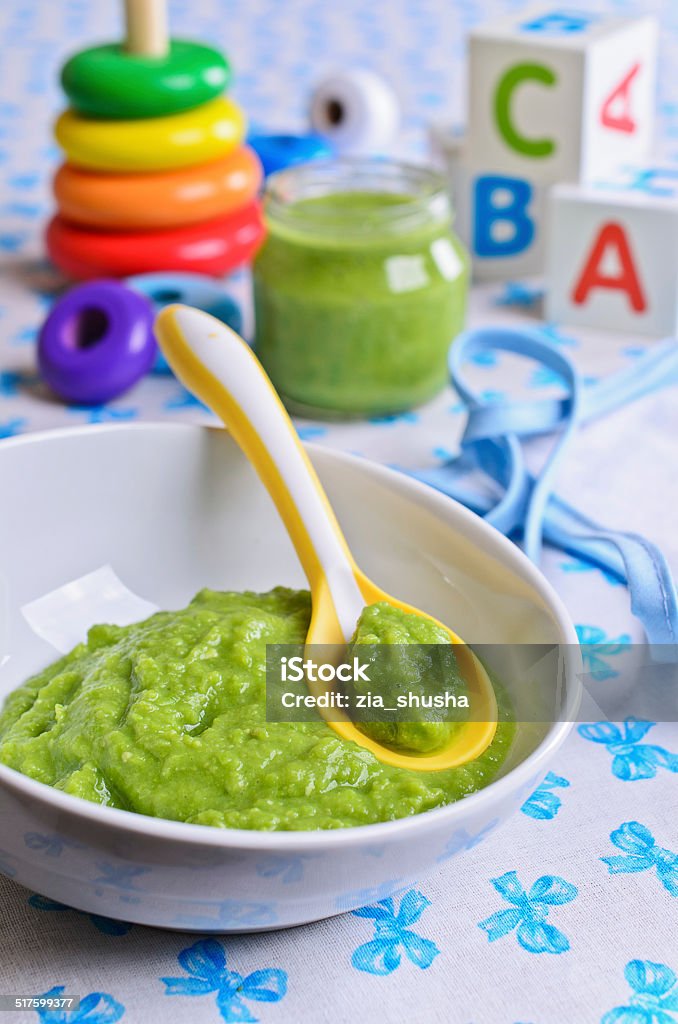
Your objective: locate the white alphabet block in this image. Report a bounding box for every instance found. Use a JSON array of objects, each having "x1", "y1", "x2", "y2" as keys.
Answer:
[
  {"x1": 468, "y1": 7, "x2": 658, "y2": 184},
  {"x1": 546, "y1": 169, "x2": 678, "y2": 335},
  {"x1": 430, "y1": 124, "x2": 546, "y2": 280}
]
